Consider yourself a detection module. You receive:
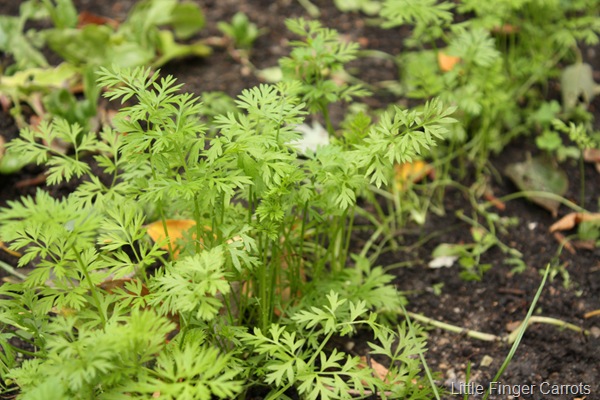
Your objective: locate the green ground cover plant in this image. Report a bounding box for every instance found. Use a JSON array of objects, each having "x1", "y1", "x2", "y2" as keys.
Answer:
[
  {"x1": 0, "y1": 18, "x2": 458, "y2": 398},
  {"x1": 376, "y1": 0, "x2": 600, "y2": 186},
  {"x1": 0, "y1": 0, "x2": 209, "y2": 133}
]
